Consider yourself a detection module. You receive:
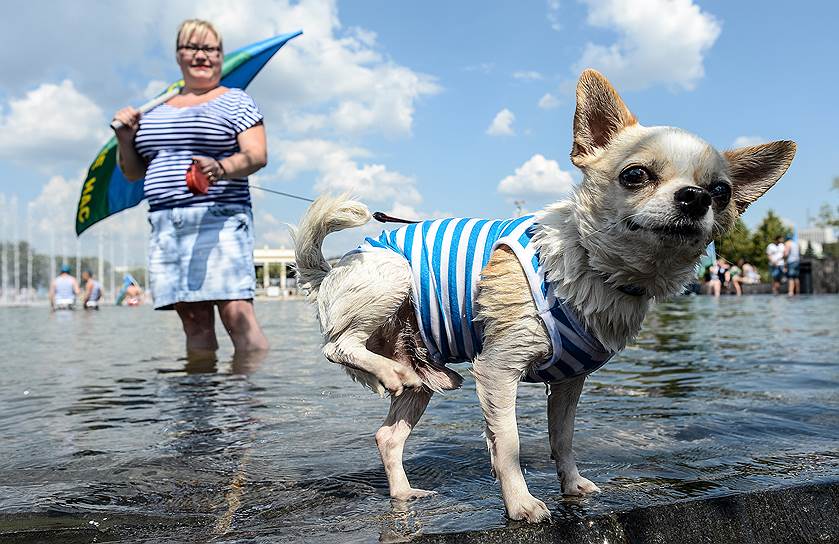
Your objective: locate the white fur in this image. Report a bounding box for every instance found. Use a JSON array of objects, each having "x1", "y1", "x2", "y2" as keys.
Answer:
[{"x1": 292, "y1": 70, "x2": 795, "y2": 523}]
